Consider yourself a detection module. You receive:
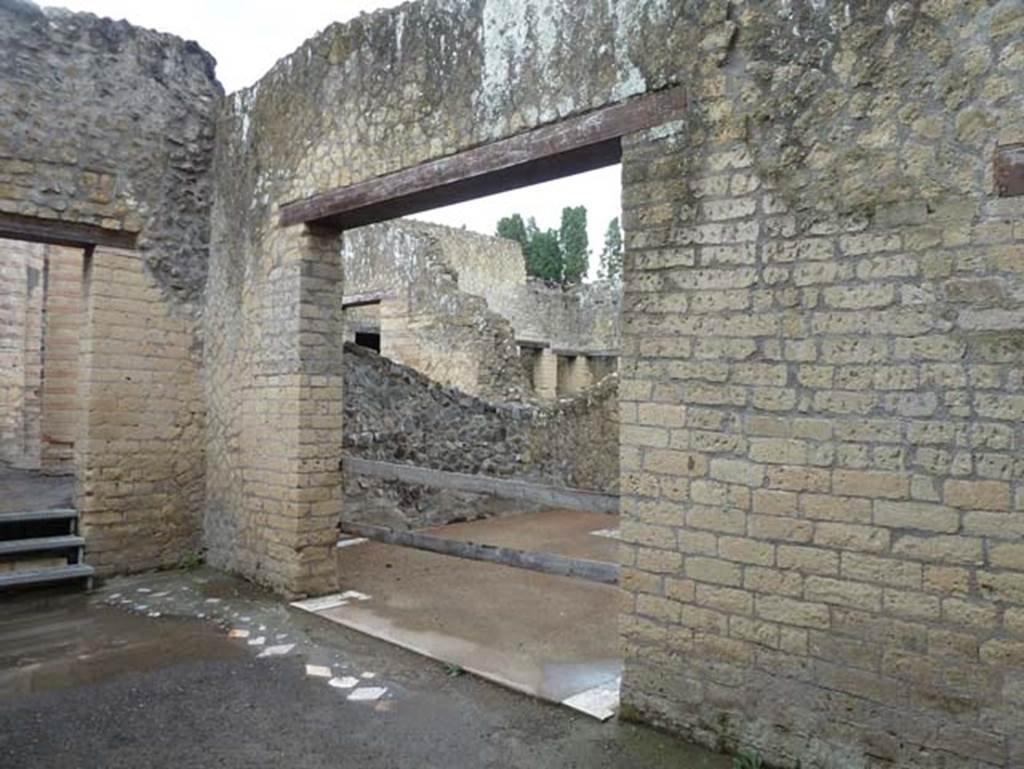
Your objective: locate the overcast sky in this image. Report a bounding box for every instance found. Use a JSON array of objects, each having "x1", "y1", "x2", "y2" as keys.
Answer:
[{"x1": 50, "y1": 0, "x2": 621, "y2": 278}]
